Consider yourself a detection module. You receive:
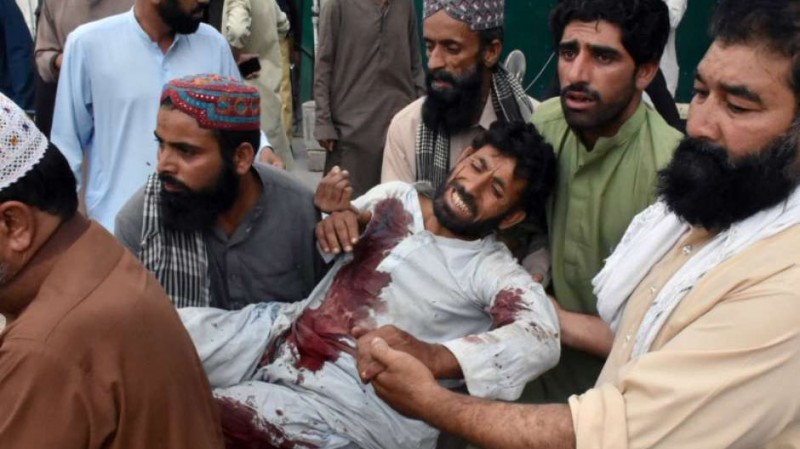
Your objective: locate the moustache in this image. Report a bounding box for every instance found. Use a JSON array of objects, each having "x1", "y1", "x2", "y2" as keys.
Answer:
[
  {"x1": 159, "y1": 173, "x2": 191, "y2": 193},
  {"x1": 561, "y1": 83, "x2": 601, "y2": 102}
]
